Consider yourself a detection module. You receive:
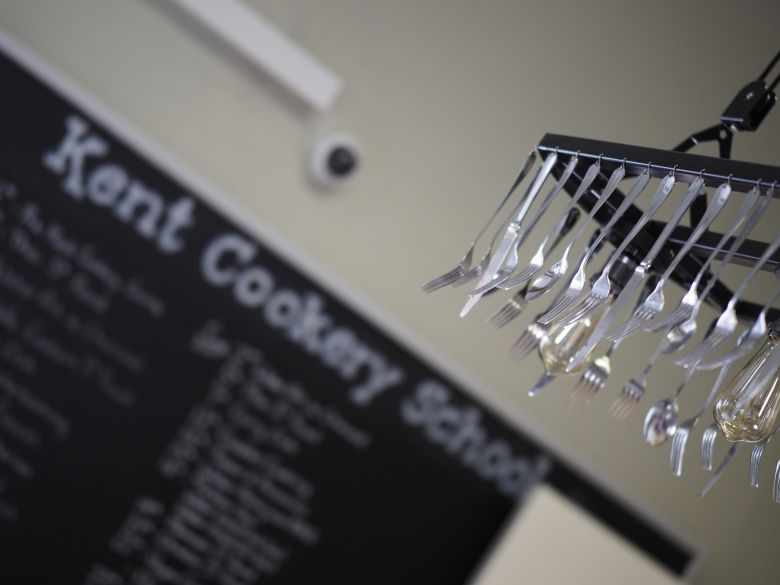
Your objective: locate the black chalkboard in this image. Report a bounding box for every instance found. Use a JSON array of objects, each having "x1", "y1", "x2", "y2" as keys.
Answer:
[{"x1": 0, "y1": 36, "x2": 692, "y2": 585}]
